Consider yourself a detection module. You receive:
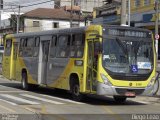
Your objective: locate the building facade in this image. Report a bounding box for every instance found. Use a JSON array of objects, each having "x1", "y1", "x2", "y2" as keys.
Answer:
[
  {"x1": 92, "y1": 0, "x2": 121, "y2": 25},
  {"x1": 0, "y1": 8, "x2": 85, "y2": 34},
  {"x1": 22, "y1": 8, "x2": 85, "y2": 33},
  {"x1": 56, "y1": 0, "x2": 104, "y2": 12},
  {"x1": 93, "y1": 0, "x2": 157, "y2": 28}
]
